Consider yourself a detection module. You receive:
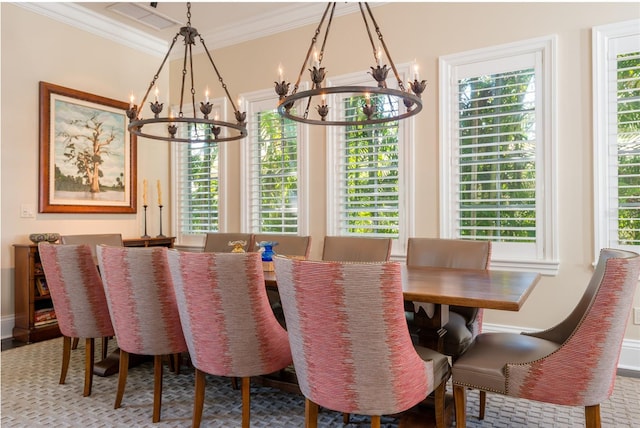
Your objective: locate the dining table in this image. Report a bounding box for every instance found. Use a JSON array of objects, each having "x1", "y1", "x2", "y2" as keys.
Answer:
[{"x1": 263, "y1": 264, "x2": 541, "y2": 353}]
